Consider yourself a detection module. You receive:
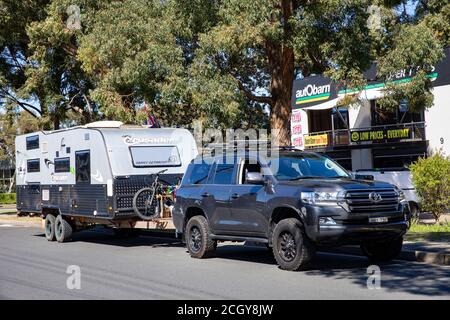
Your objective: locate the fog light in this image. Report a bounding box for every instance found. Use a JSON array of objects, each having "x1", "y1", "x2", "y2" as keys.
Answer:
[{"x1": 319, "y1": 217, "x2": 337, "y2": 225}]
